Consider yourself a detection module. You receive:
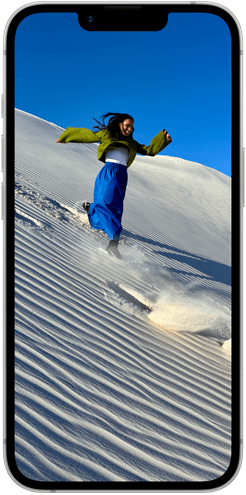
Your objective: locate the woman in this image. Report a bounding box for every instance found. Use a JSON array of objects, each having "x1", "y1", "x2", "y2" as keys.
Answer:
[{"x1": 56, "y1": 112, "x2": 172, "y2": 260}]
